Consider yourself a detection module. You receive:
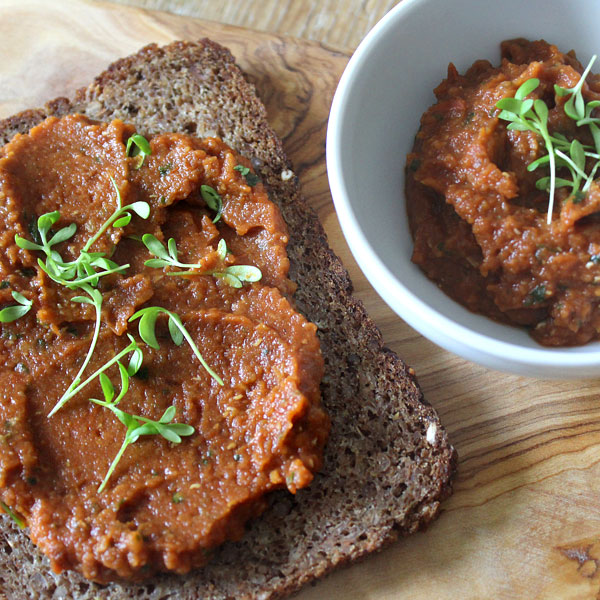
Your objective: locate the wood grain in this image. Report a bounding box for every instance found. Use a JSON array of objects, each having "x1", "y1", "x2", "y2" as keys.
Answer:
[
  {"x1": 2, "y1": 1, "x2": 600, "y2": 599},
  {"x1": 99, "y1": 0, "x2": 400, "y2": 53}
]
